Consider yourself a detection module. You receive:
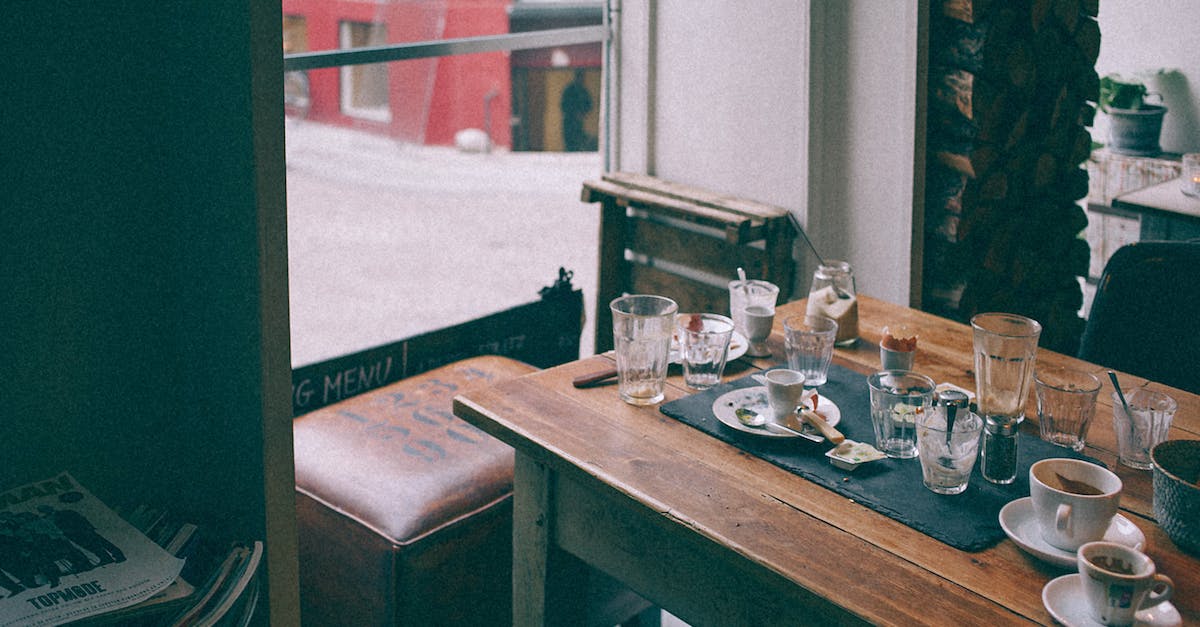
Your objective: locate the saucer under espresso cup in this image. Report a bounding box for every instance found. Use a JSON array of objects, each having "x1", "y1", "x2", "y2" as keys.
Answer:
[
  {"x1": 1076, "y1": 541, "x2": 1175, "y2": 626},
  {"x1": 1042, "y1": 574, "x2": 1181, "y2": 627},
  {"x1": 1029, "y1": 458, "x2": 1122, "y2": 552},
  {"x1": 999, "y1": 497, "x2": 1144, "y2": 569}
]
